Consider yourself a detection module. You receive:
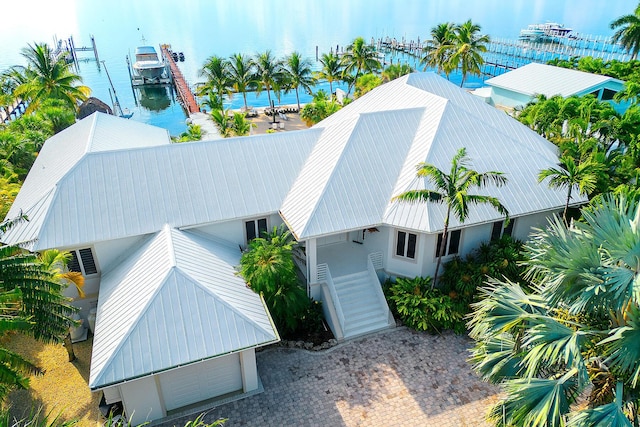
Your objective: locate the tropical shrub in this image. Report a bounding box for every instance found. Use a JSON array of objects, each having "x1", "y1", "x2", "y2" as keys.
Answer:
[
  {"x1": 354, "y1": 73, "x2": 382, "y2": 98},
  {"x1": 468, "y1": 194, "x2": 640, "y2": 426},
  {"x1": 439, "y1": 235, "x2": 527, "y2": 306},
  {"x1": 238, "y1": 225, "x2": 309, "y2": 334},
  {"x1": 385, "y1": 276, "x2": 465, "y2": 334},
  {"x1": 300, "y1": 90, "x2": 342, "y2": 126}
]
